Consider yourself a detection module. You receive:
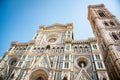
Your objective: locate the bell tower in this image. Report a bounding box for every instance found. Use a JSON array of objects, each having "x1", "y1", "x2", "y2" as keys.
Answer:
[{"x1": 88, "y1": 4, "x2": 120, "y2": 79}]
